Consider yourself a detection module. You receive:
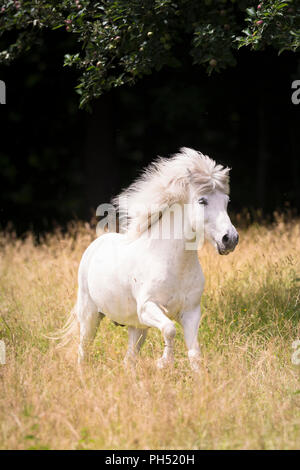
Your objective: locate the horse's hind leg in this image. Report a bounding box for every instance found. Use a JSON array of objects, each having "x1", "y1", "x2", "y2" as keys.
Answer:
[
  {"x1": 77, "y1": 290, "x2": 103, "y2": 364},
  {"x1": 138, "y1": 301, "x2": 176, "y2": 369},
  {"x1": 124, "y1": 327, "x2": 148, "y2": 366}
]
